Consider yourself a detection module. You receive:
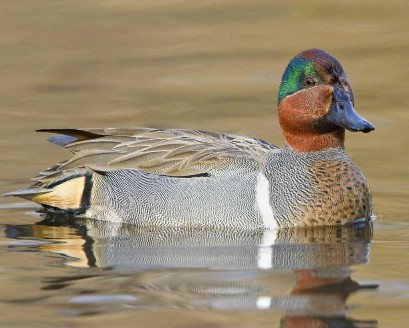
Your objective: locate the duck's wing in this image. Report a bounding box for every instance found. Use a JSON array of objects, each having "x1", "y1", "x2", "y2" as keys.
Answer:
[{"x1": 34, "y1": 128, "x2": 278, "y2": 184}]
